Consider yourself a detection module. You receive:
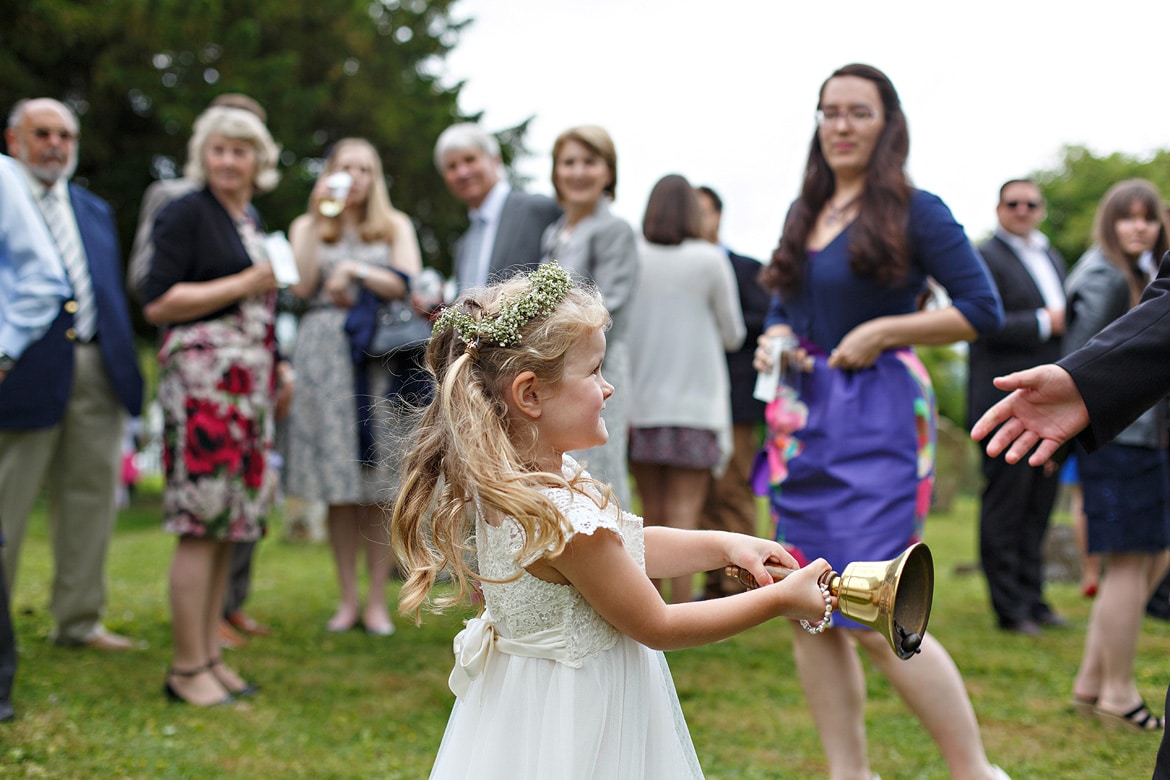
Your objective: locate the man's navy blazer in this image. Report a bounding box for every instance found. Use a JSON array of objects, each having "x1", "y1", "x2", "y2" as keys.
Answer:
[{"x1": 0, "y1": 183, "x2": 143, "y2": 430}]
